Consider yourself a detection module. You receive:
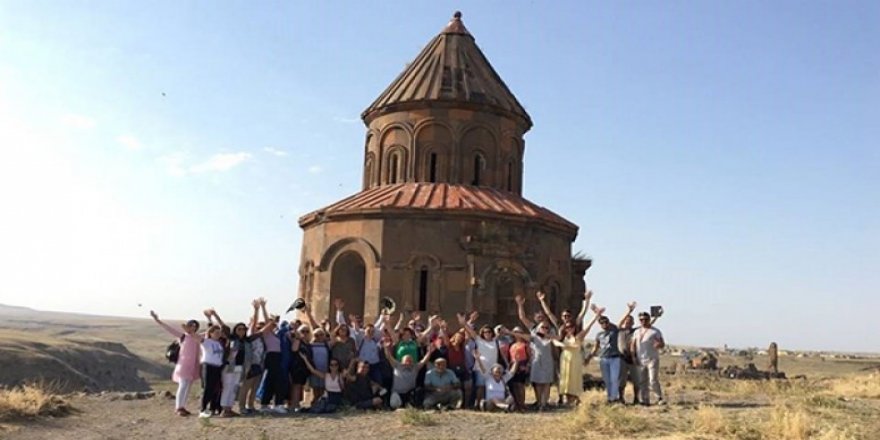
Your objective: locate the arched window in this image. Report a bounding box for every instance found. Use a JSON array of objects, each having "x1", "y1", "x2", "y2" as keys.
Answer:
[
  {"x1": 472, "y1": 154, "x2": 485, "y2": 186},
  {"x1": 388, "y1": 151, "x2": 400, "y2": 184},
  {"x1": 428, "y1": 152, "x2": 438, "y2": 183},
  {"x1": 364, "y1": 155, "x2": 374, "y2": 189},
  {"x1": 418, "y1": 266, "x2": 429, "y2": 311}
]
